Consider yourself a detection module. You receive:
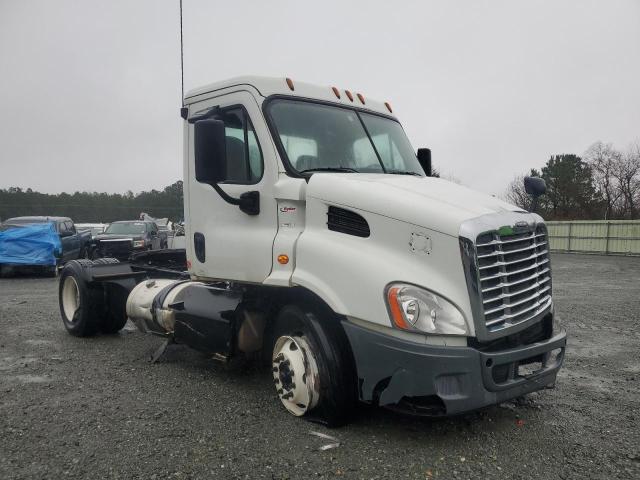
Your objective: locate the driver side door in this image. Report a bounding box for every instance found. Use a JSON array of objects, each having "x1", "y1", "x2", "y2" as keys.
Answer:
[{"x1": 185, "y1": 90, "x2": 278, "y2": 283}]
